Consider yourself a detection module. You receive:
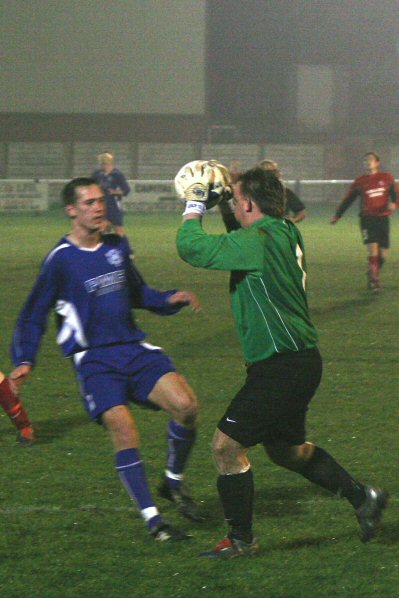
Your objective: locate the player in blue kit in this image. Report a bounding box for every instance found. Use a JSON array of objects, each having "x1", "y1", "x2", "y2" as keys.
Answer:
[
  {"x1": 92, "y1": 152, "x2": 131, "y2": 236},
  {"x1": 10, "y1": 177, "x2": 202, "y2": 542}
]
